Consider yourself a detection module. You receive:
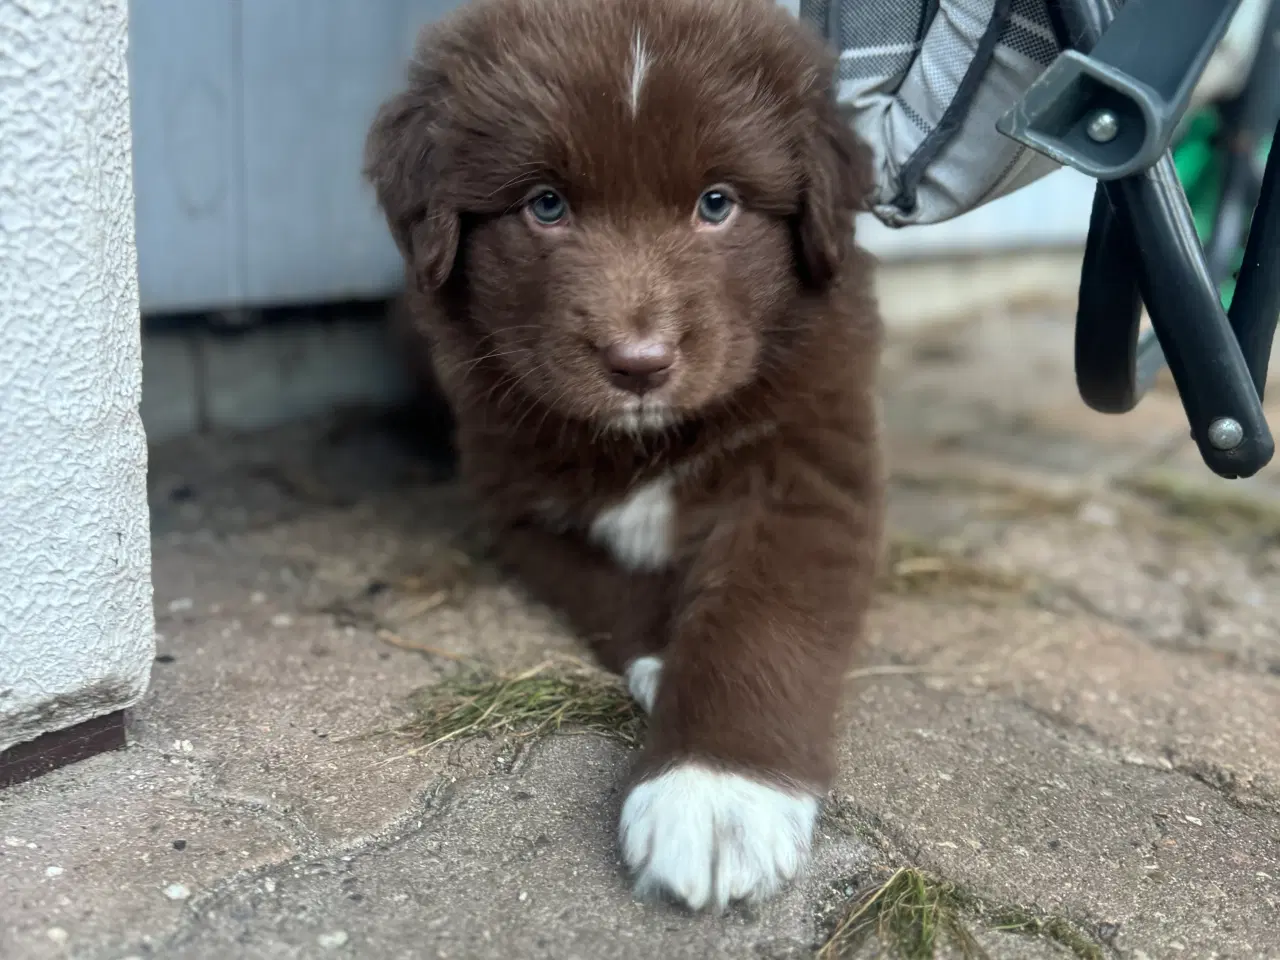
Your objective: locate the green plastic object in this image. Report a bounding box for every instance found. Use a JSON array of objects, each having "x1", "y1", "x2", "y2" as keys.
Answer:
[{"x1": 1172, "y1": 106, "x2": 1274, "y2": 310}]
